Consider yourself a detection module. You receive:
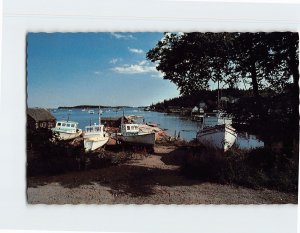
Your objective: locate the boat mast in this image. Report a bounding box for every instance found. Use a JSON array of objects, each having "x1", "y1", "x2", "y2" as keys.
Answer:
[
  {"x1": 98, "y1": 106, "x2": 101, "y2": 125},
  {"x1": 120, "y1": 109, "x2": 125, "y2": 134}
]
